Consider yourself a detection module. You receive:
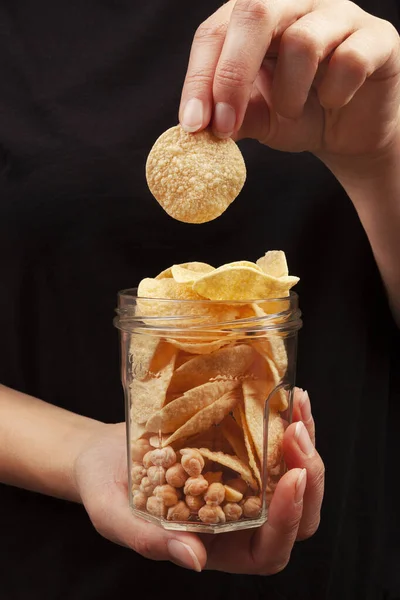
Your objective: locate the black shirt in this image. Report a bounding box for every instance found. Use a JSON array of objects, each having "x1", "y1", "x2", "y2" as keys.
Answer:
[{"x1": 0, "y1": 1, "x2": 399, "y2": 598}]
